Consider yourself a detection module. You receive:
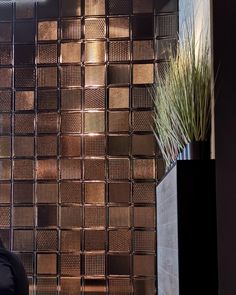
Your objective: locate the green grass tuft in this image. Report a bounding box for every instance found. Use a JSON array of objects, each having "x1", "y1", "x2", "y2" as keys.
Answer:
[{"x1": 153, "y1": 24, "x2": 212, "y2": 169}]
